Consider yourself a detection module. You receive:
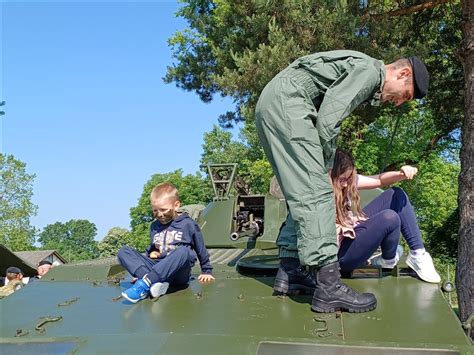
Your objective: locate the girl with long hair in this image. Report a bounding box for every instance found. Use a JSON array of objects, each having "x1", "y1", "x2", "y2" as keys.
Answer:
[{"x1": 332, "y1": 149, "x2": 440, "y2": 283}]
